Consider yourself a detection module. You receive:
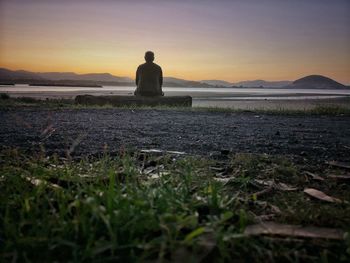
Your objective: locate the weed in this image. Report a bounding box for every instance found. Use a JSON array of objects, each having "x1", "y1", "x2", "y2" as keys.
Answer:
[
  {"x1": 2, "y1": 97, "x2": 350, "y2": 116},
  {"x1": 0, "y1": 93, "x2": 10, "y2": 100},
  {"x1": 0, "y1": 150, "x2": 349, "y2": 262}
]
